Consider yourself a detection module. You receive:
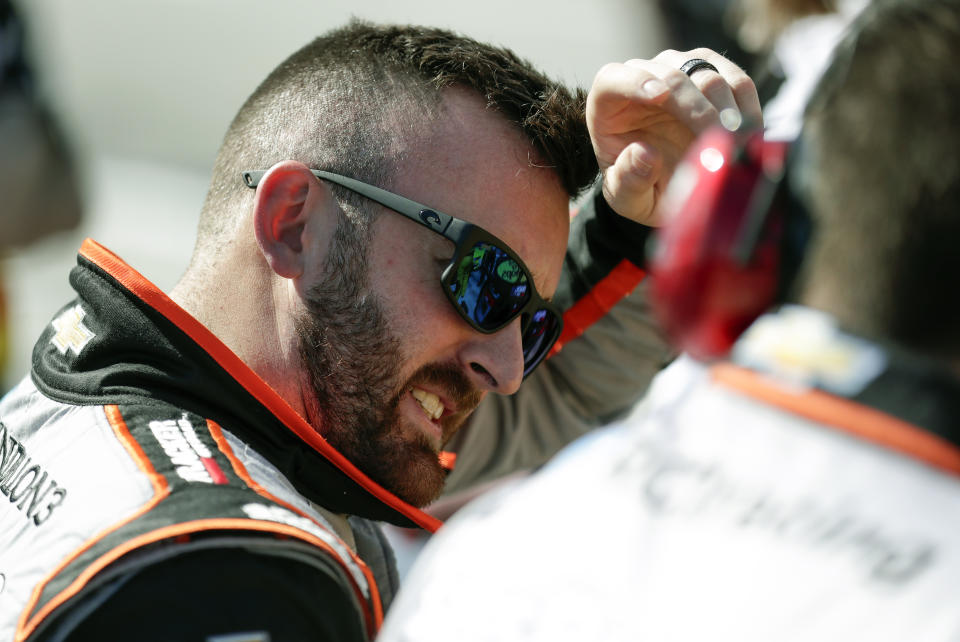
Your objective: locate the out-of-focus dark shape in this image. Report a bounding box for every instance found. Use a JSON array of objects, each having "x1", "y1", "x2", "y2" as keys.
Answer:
[
  {"x1": 0, "y1": 0, "x2": 83, "y2": 249},
  {"x1": 656, "y1": 0, "x2": 760, "y2": 80},
  {"x1": 730, "y1": 0, "x2": 835, "y2": 53}
]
